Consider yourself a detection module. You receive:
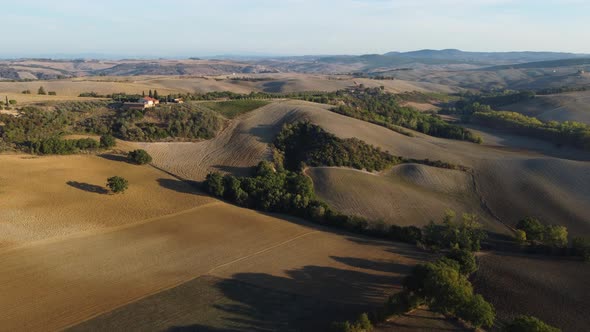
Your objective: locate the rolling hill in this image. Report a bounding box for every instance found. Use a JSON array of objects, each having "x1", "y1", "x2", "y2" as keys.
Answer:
[{"x1": 502, "y1": 90, "x2": 590, "y2": 124}]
